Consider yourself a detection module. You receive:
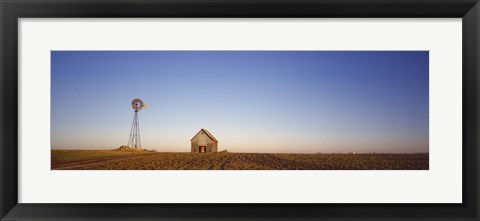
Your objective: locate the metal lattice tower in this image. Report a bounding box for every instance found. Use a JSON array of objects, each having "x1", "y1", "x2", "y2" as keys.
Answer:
[{"x1": 128, "y1": 98, "x2": 145, "y2": 149}]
